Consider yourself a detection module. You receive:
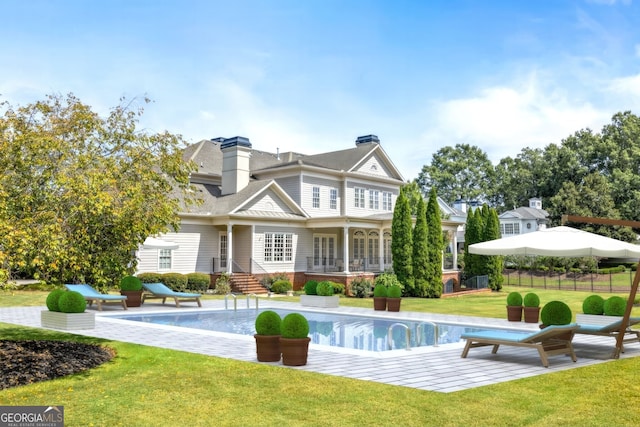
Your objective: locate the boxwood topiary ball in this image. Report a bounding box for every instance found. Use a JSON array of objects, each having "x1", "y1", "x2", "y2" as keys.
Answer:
[
  {"x1": 540, "y1": 301, "x2": 572, "y2": 326},
  {"x1": 523, "y1": 293, "x2": 540, "y2": 308},
  {"x1": 388, "y1": 284, "x2": 402, "y2": 298},
  {"x1": 255, "y1": 310, "x2": 282, "y2": 335},
  {"x1": 603, "y1": 296, "x2": 626, "y2": 316},
  {"x1": 373, "y1": 284, "x2": 388, "y2": 297},
  {"x1": 57, "y1": 291, "x2": 87, "y2": 313},
  {"x1": 506, "y1": 292, "x2": 523, "y2": 306},
  {"x1": 46, "y1": 289, "x2": 66, "y2": 312},
  {"x1": 316, "y1": 281, "x2": 334, "y2": 296},
  {"x1": 281, "y1": 313, "x2": 309, "y2": 339},
  {"x1": 120, "y1": 275, "x2": 143, "y2": 291},
  {"x1": 303, "y1": 280, "x2": 318, "y2": 295},
  {"x1": 582, "y1": 295, "x2": 605, "y2": 315}
]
